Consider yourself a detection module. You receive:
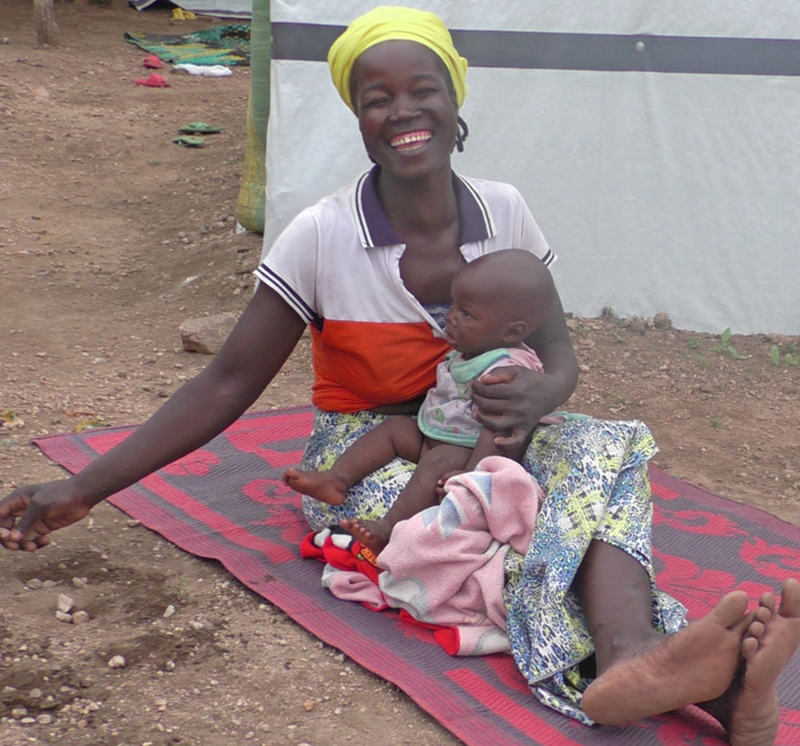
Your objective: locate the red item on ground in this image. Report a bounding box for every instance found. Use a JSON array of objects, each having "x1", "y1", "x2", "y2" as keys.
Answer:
[
  {"x1": 134, "y1": 73, "x2": 170, "y2": 88},
  {"x1": 142, "y1": 54, "x2": 164, "y2": 69}
]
